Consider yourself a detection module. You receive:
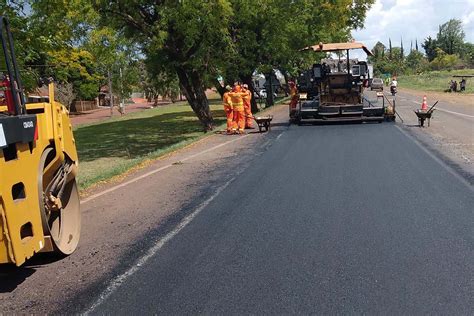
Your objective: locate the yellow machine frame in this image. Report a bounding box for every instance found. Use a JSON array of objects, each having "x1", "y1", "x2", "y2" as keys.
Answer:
[{"x1": 0, "y1": 84, "x2": 79, "y2": 266}]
